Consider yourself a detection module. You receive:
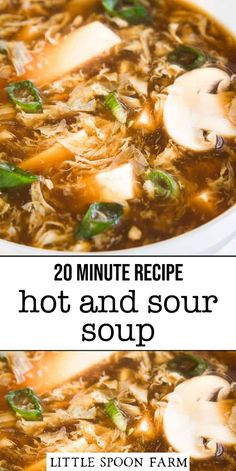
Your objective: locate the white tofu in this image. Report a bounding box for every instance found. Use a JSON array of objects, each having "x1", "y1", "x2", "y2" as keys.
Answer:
[
  {"x1": 23, "y1": 351, "x2": 114, "y2": 394},
  {"x1": 79, "y1": 162, "x2": 138, "y2": 205},
  {"x1": 95, "y1": 162, "x2": 137, "y2": 201},
  {"x1": 25, "y1": 21, "x2": 121, "y2": 85}
]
